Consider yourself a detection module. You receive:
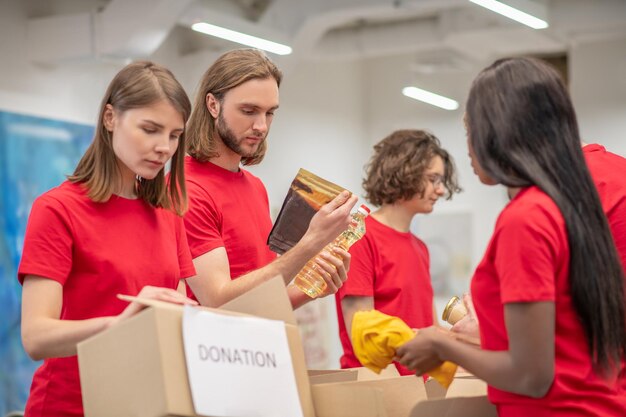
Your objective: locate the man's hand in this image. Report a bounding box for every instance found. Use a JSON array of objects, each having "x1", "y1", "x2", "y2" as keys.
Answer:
[
  {"x1": 314, "y1": 247, "x2": 351, "y2": 297},
  {"x1": 303, "y1": 191, "x2": 359, "y2": 252}
]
